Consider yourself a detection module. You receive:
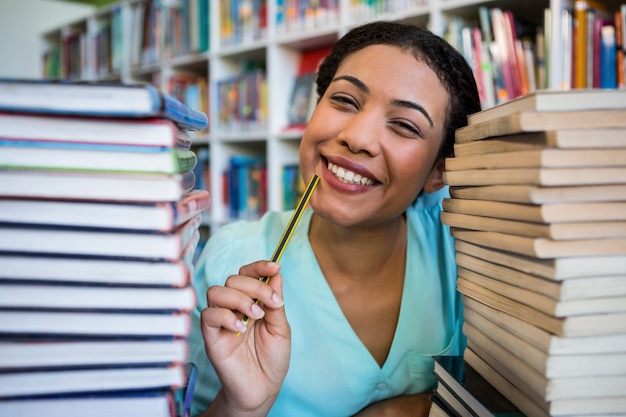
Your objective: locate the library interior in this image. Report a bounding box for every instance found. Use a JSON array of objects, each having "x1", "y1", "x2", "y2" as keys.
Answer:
[{"x1": 1, "y1": 1, "x2": 625, "y2": 416}]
